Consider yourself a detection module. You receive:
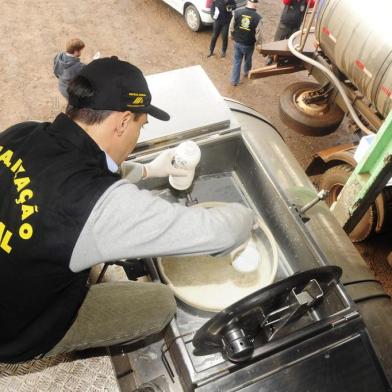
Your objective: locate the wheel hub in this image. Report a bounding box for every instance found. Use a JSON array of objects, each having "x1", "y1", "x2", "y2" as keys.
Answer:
[
  {"x1": 186, "y1": 9, "x2": 198, "y2": 30},
  {"x1": 295, "y1": 90, "x2": 328, "y2": 116}
]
